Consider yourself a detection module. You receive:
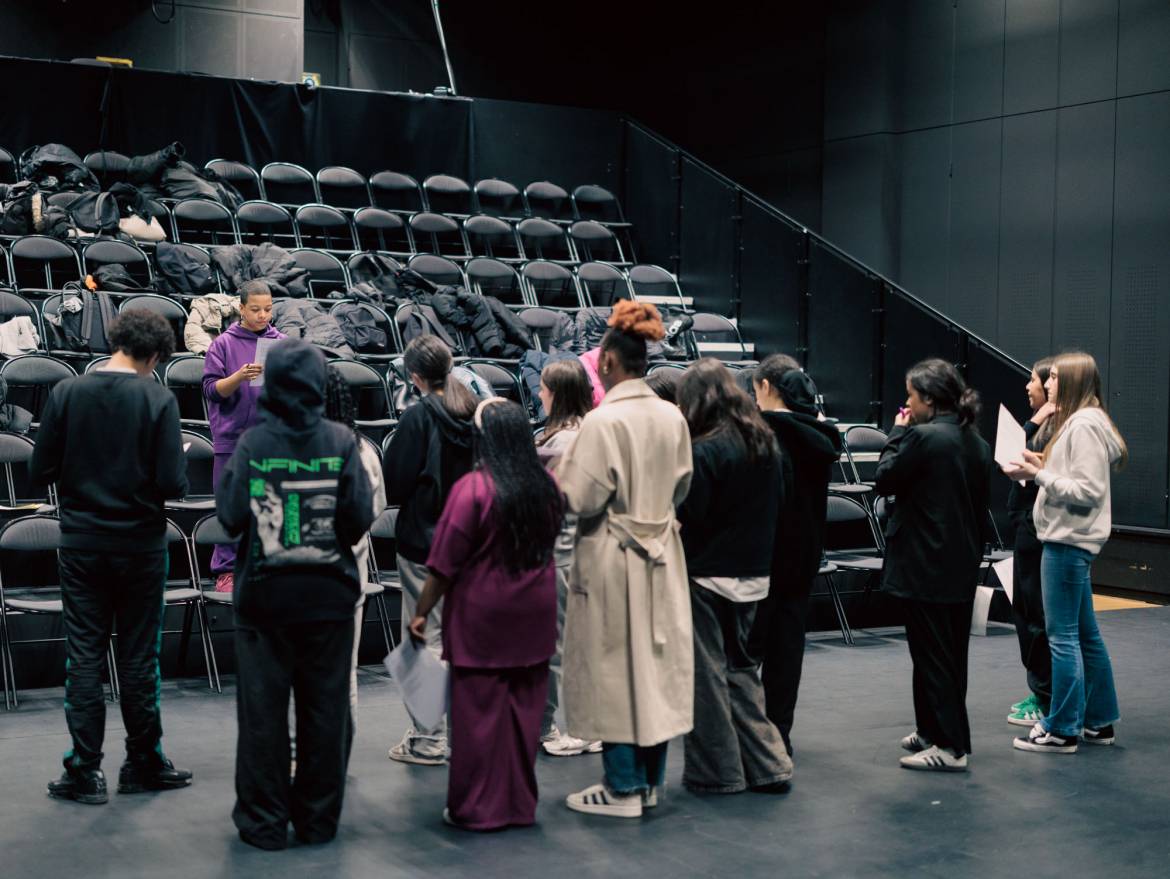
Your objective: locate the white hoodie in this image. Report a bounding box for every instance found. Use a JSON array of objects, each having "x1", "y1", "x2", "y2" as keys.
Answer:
[{"x1": 1032, "y1": 407, "x2": 1124, "y2": 555}]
